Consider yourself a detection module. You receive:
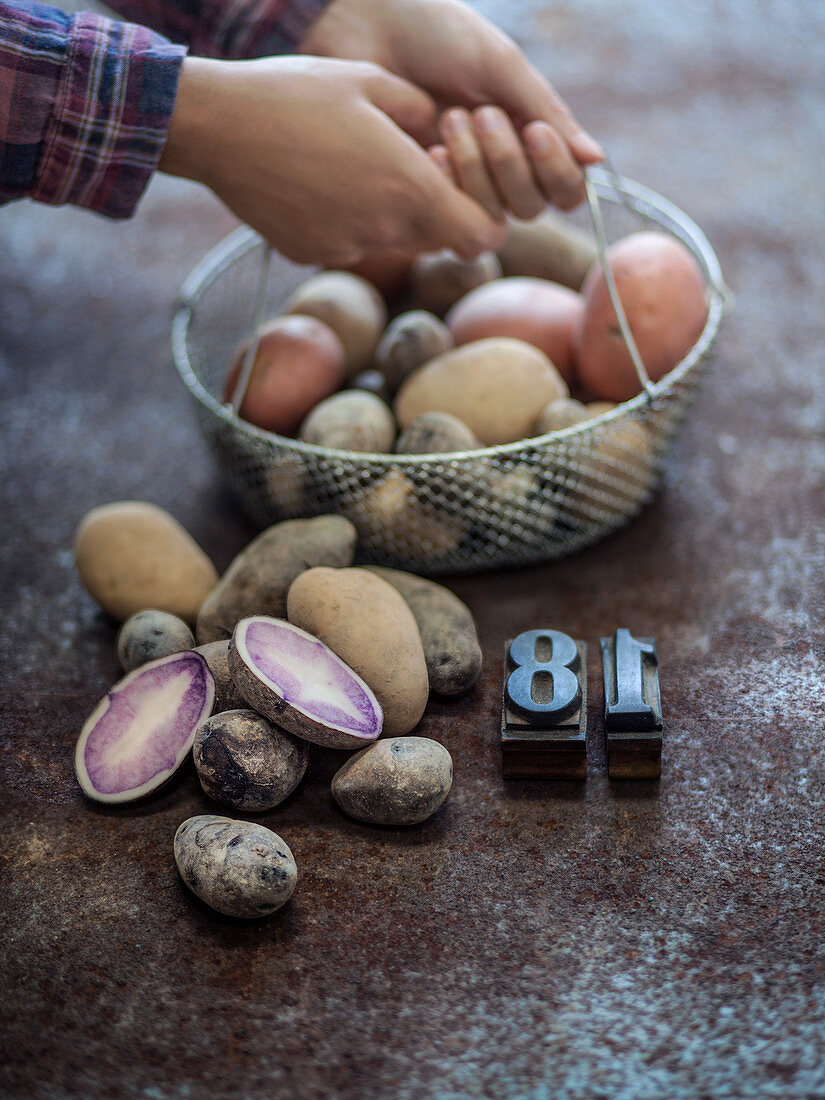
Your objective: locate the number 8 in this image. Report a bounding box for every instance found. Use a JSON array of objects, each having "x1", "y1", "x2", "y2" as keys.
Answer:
[{"x1": 506, "y1": 629, "x2": 582, "y2": 725}]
